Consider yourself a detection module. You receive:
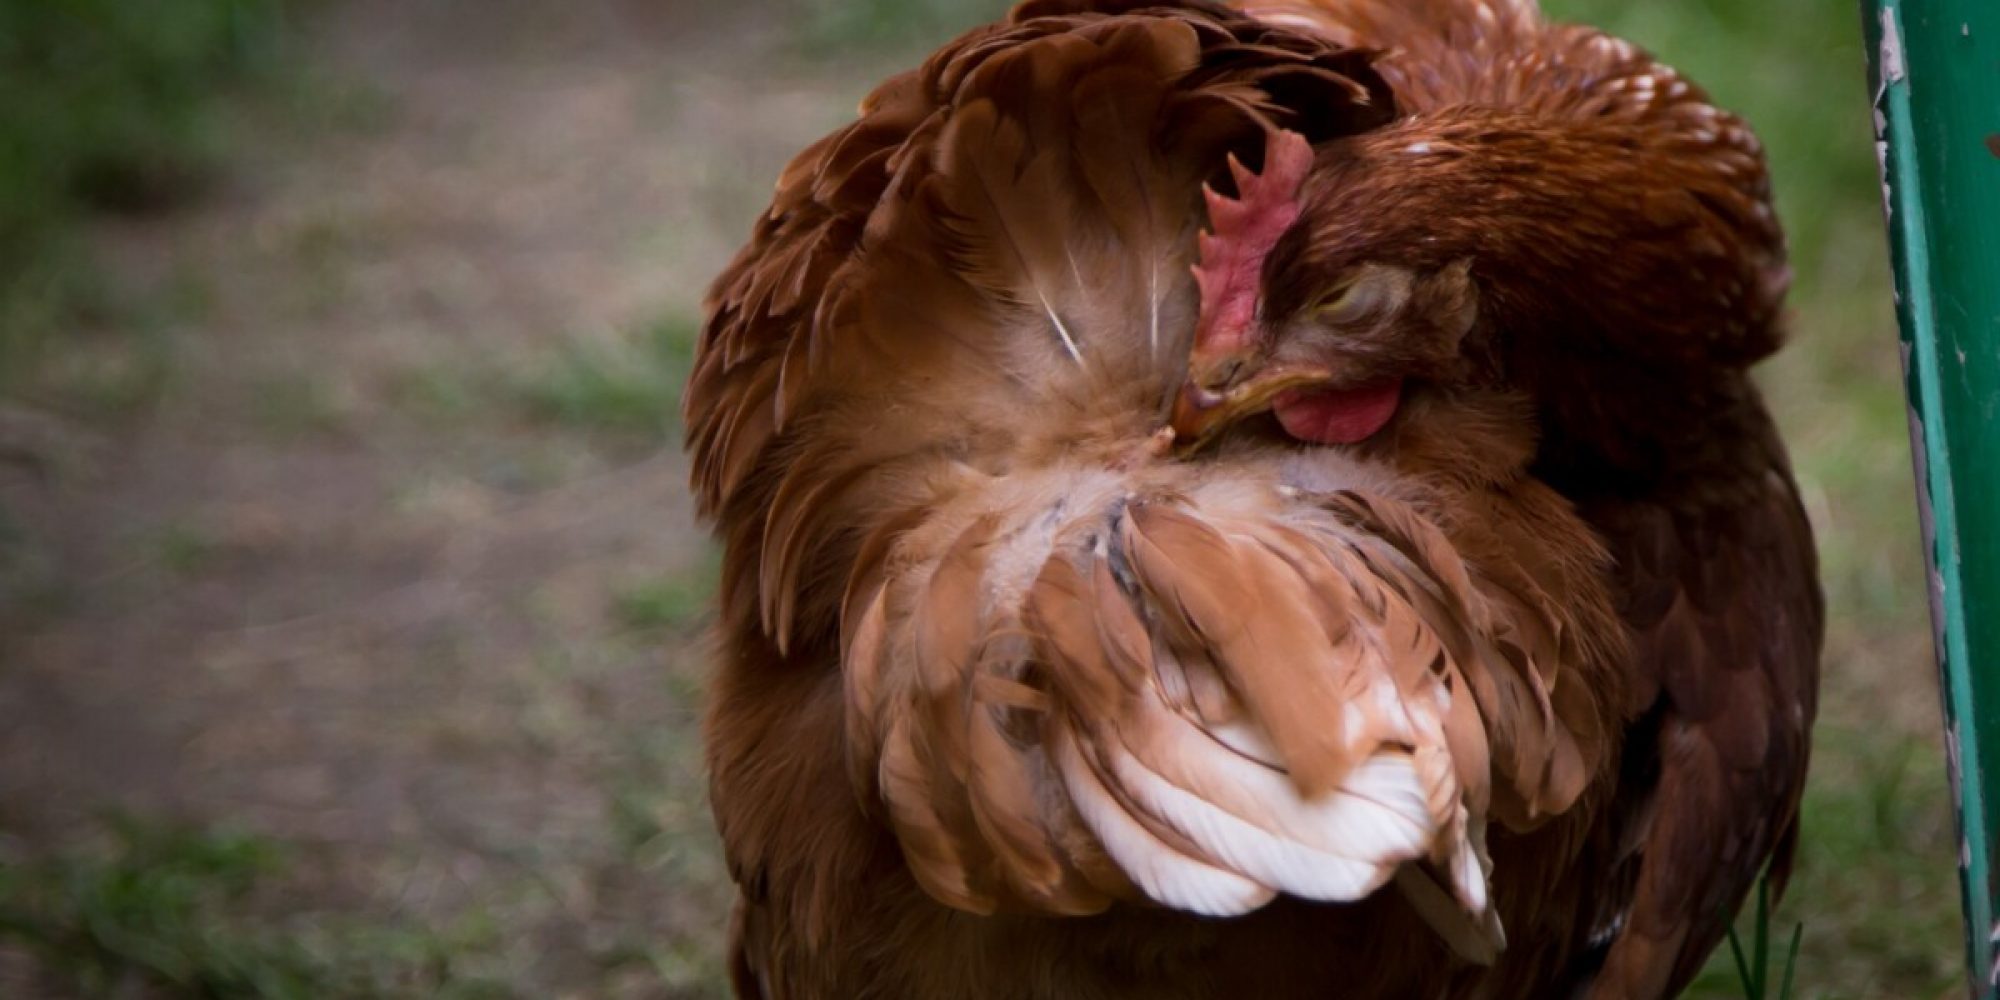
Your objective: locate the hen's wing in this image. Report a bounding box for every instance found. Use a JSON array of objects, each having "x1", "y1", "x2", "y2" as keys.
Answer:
[
  {"x1": 1571, "y1": 428, "x2": 1821, "y2": 999},
  {"x1": 848, "y1": 468, "x2": 1587, "y2": 940}
]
